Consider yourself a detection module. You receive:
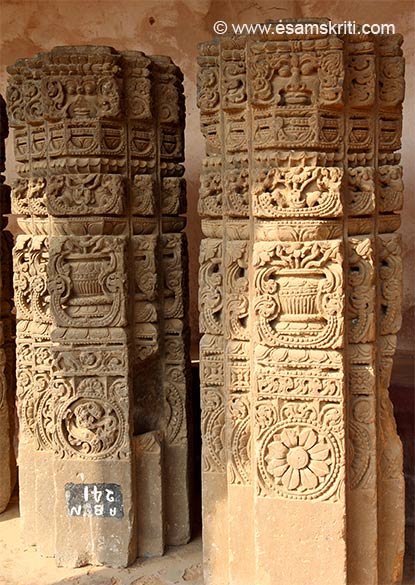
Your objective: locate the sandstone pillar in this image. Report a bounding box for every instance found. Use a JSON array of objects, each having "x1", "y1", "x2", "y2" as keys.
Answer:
[
  {"x1": 7, "y1": 46, "x2": 191, "y2": 567},
  {"x1": 0, "y1": 95, "x2": 16, "y2": 513},
  {"x1": 198, "y1": 27, "x2": 405, "y2": 585}
]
